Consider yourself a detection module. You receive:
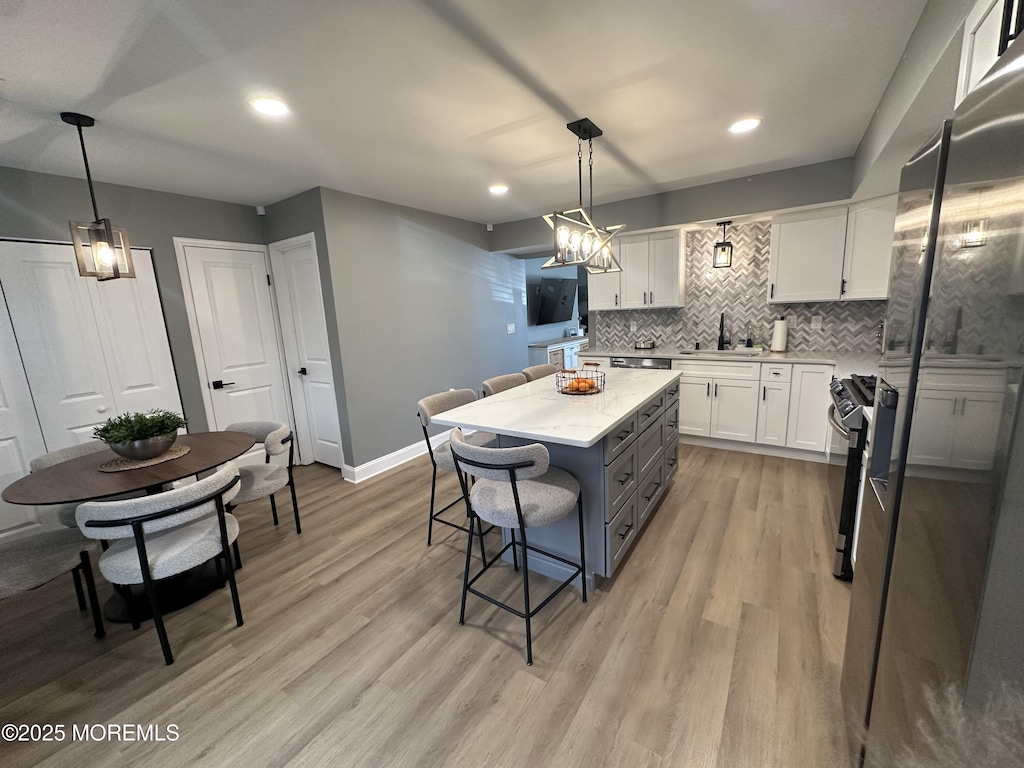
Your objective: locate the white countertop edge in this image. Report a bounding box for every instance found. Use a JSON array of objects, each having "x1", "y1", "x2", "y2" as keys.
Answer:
[{"x1": 433, "y1": 368, "x2": 680, "y2": 448}]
